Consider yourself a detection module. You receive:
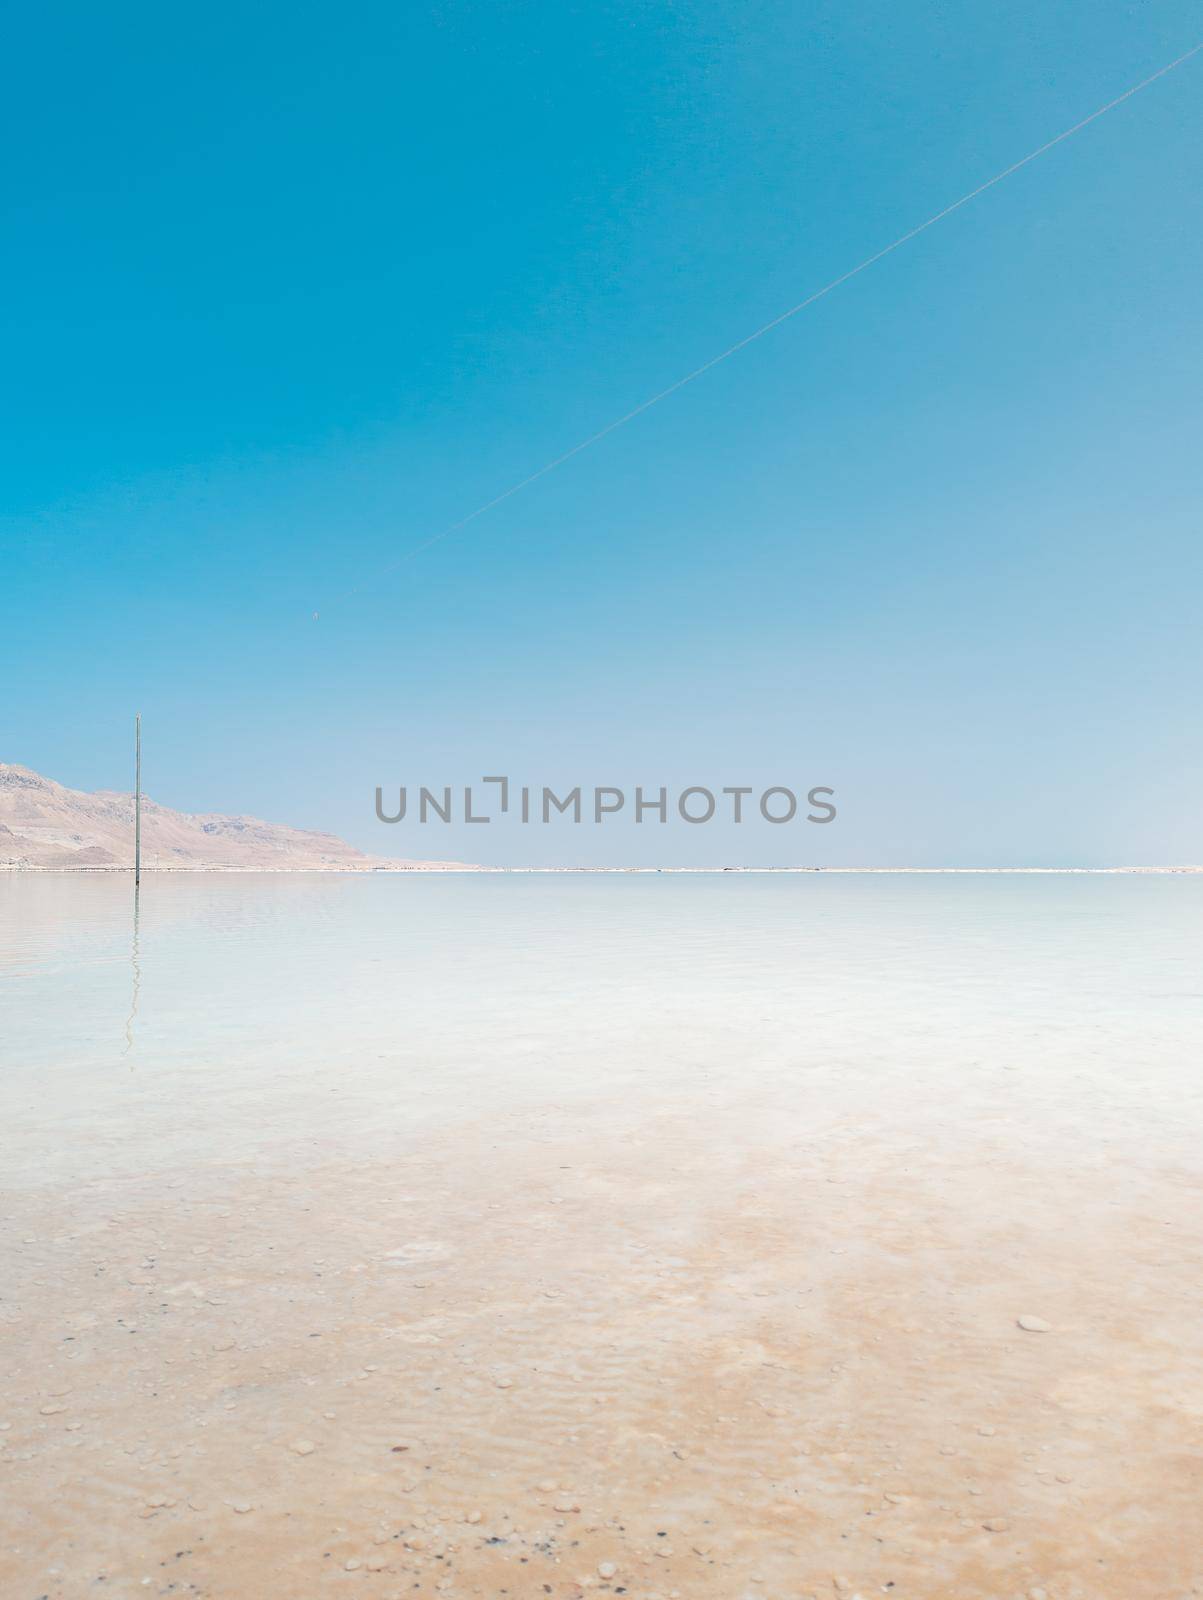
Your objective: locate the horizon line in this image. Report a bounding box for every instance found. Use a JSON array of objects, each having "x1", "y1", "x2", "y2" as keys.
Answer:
[{"x1": 4, "y1": 865, "x2": 1200, "y2": 876}]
